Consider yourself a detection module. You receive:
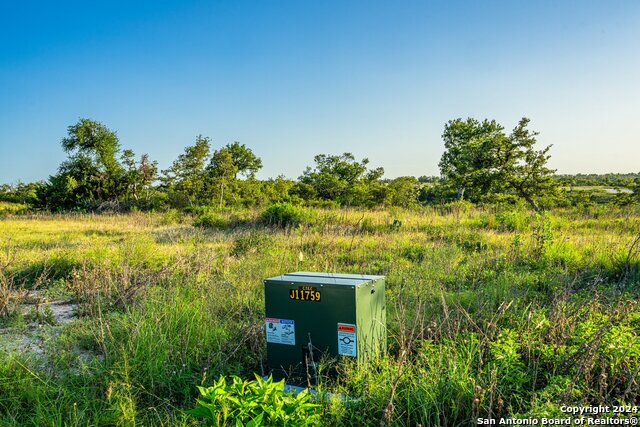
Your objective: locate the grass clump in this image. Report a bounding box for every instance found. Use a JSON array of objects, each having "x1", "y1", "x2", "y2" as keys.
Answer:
[
  {"x1": 193, "y1": 212, "x2": 229, "y2": 230},
  {"x1": 231, "y1": 230, "x2": 273, "y2": 257},
  {"x1": 260, "y1": 202, "x2": 310, "y2": 227},
  {"x1": 161, "y1": 208, "x2": 184, "y2": 225}
]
